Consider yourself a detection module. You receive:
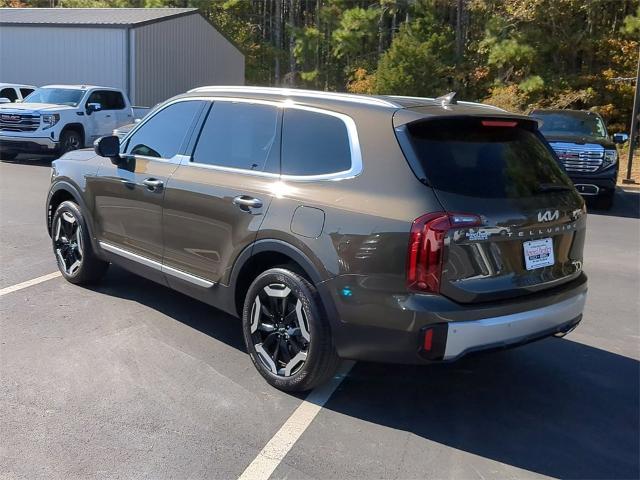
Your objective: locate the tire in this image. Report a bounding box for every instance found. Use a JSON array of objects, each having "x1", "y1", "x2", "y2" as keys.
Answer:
[
  {"x1": 242, "y1": 268, "x2": 340, "y2": 392},
  {"x1": 59, "y1": 129, "x2": 83, "y2": 154},
  {"x1": 596, "y1": 192, "x2": 614, "y2": 210},
  {"x1": 1, "y1": 151, "x2": 18, "y2": 160},
  {"x1": 51, "y1": 200, "x2": 109, "y2": 285}
]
